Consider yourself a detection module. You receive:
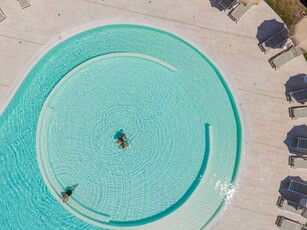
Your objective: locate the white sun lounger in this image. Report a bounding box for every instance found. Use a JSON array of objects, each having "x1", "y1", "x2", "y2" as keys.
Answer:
[
  {"x1": 276, "y1": 215, "x2": 307, "y2": 230},
  {"x1": 289, "y1": 107, "x2": 307, "y2": 119},
  {"x1": 259, "y1": 28, "x2": 289, "y2": 53},
  {"x1": 218, "y1": 0, "x2": 237, "y2": 10},
  {"x1": 228, "y1": 2, "x2": 256, "y2": 22},
  {"x1": 277, "y1": 196, "x2": 307, "y2": 217},
  {"x1": 18, "y1": 0, "x2": 31, "y2": 9},
  {"x1": 0, "y1": 9, "x2": 6, "y2": 22},
  {"x1": 286, "y1": 88, "x2": 307, "y2": 103},
  {"x1": 269, "y1": 46, "x2": 304, "y2": 70},
  {"x1": 290, "y1": 156, "x2": 307, "y2": 168}
]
